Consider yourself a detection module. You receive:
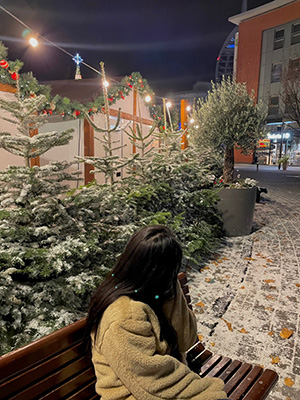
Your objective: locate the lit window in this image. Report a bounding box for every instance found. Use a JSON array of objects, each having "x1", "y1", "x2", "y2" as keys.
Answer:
[
  {"x1": 291, "y1": 23, "x2": 300, "y2": 45},
  {"x1": 271, "y1": 63, "x2": 282, "y2": 83},
  {"x1": 274, "y1": 29, "x2": 284, "y2": 49}
]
